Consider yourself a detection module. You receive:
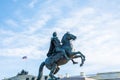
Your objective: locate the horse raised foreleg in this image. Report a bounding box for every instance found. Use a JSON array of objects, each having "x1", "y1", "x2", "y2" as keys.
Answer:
[
  {"x1": 72, "y1": 55, "x2": 83, "y2": 66},
  {"x1": 77, "y1": 52, "x2": 85, "y2": 66},
  {"x1": 78, "y1": 51, "x2": 85, "y2": 60},
  {"x1": 72, "y1": 52, "x2": 85, "y2": 67},
  {"x1": 72, "y1": 55, "x2": 81, "y2": 58}
]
